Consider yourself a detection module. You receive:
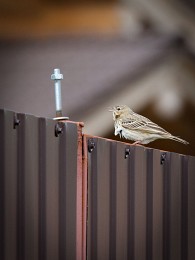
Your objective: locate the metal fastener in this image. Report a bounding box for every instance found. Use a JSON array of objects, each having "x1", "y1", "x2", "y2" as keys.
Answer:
[
  {"x1": 88, "y1": 139, "x2": 96, "y2": 153},
  {"x1": 55, "y1": 122, "x2": 64, "y2": 137},
  {"x1": 125, "y1": 148, "x2": 130, "y2": 159},
  {"x1": 51, "y1": 68, "x2": 69, "y2": 120},
  {"x1": 13, "y1": 114, "x2": 20, "y2": 129},
  {"x1": 161, "y1": 153, "x2": 166, "y2": 165}
]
